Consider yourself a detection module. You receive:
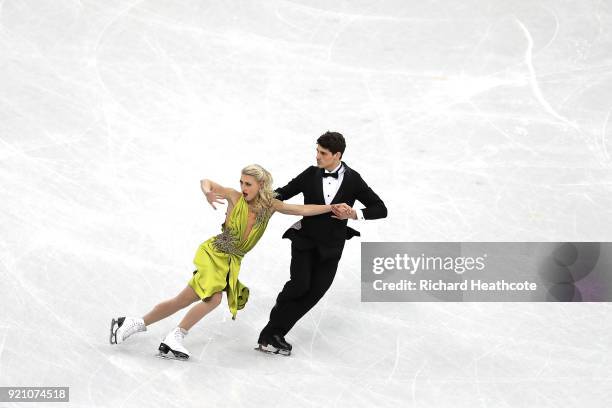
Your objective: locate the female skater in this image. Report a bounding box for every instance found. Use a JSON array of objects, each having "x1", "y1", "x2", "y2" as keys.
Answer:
[{"x1": 109, "y1": 164, "x2": 341, "y2": 360}]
